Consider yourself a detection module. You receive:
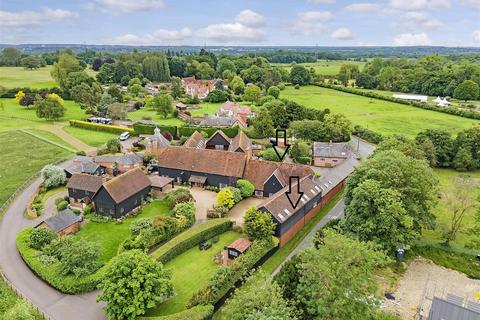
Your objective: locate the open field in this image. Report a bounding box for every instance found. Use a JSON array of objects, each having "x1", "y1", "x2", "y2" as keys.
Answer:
[
  {"x1": 0, "y1": 131, "x2": 71, "y2": 206},
  {"x1": 76, "y1": 200, "x2": 170, "y2": 262},
  {"x1": 280, "y1": 85, "x2": 480, "y2": 137},
  {"x1": 422, "y1": 169, "x2": 480, "y2": 248},
  {"x1": 22, "y1": 128, "x2": 77, "y2": 151},
  {"x1": 62, "y1": 126, "x2": 118, "y2": 147},
  {"x1": 0, "y1": 66, "x2": 97, "y2": 89},
  {"x1": 273, "y1": 59, "x2": 366, "y2": 76},
  {"x1": 0, "y1": 277, "x2": 44, "y2": 319},
  {"x1": 146, "y1": 230, "x2": 241, "y2": 317},
  {"x1": 128, "y1": 108, "x2": 184, "y2": 126}
]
